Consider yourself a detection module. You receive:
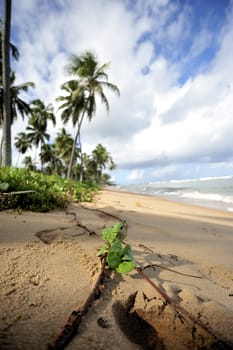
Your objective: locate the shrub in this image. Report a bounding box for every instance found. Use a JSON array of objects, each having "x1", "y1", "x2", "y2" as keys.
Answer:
[{"x1": 0, "y1": 167, "x2": 99, "y2": 212}]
